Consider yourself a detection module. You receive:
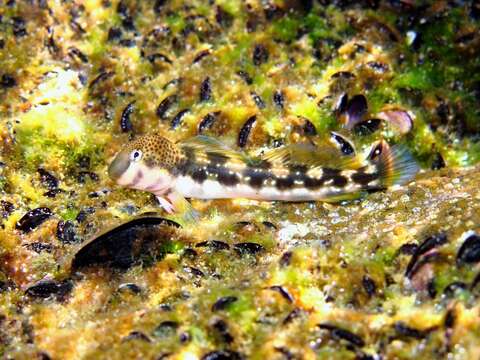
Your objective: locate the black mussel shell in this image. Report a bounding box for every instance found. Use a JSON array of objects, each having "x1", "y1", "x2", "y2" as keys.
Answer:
[
  {"x1": 71, "y1": 216, "x2": 180, "y2": 270},
  {"x1": 25, "y1": 279, "x2": 73, "y2": 300},
  {"x1": 457, "y1": 232, "x2": 480, "y2": 266},
  {"x1": 16, "y1": 207, "x2": 53, "y2": 233},
  {"x1": 344, "y1": 94, "x2": 368, "y2": 129}
]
